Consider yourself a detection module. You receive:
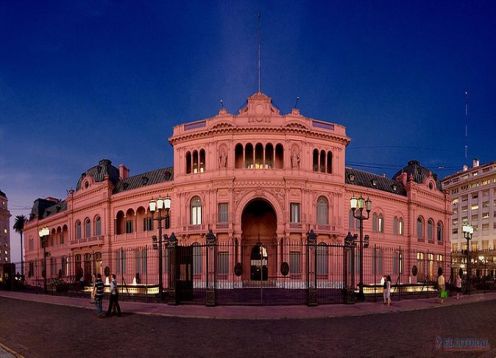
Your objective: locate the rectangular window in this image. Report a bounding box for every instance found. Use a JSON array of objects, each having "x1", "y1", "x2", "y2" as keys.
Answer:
[
  {"x1": 289, "y1": 251, "x2": 301, "y2": 275},
  {"x1": 193, "y1": 245, "x2": 202, "y2": 275},
  {"x1": 217, "y1": 203, "x2": 228, "y2": 223},
  {"x1": 217, "y1": 252, "x2": 229, "y2": 275},
  {"x1": 316, "y1": 245, "x2": 328, "y2": 275},
  {"x1": 126, "y1": 220, "x2": 133, "y2": 234},
  {"x1": 143, "y1": 218, "x2": 153, "y2": 231},
  {"x1": 290, "y1": 203, "x2": 300, "y2": 223}
]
